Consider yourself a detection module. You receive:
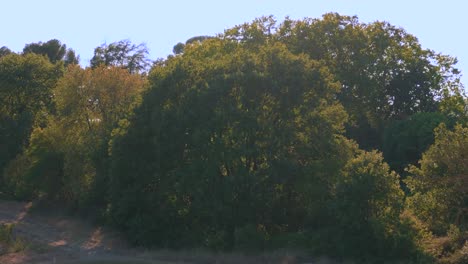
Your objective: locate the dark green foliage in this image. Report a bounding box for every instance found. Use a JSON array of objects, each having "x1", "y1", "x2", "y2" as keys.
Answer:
[
  {"x1": 224, "y1": 13, "x2": 462, "y2": 151},
  {"x1": 23, "y1": 39, "x2": 78, "y2": 65},
  {"x1": 383, "y1": 112, "x2": 449, "y2": 174},
  {"x1": 63, "y1": 49, "x2": 79, "y2": 66},
  {"x1": 0, "y1": 53, "x2": 63, "y2": 188},
  {"x1": 108, "y1": 39, "x2": 351, "y2": 248},
  {"x1": 3, "y1": 131, "x2": 64, "y2": 200},
  {"x1": 172, "y1": 42, "x2": 185, "y2": 55},
  {"x1": 23, "y1": 39, "x2": 66, "y2": 63},
  {"x1": 173, "y1": 36, "x2": 214, "y2": 55},
  {"x1": 0, "y1": 46, "x2": 12, "y2": 57},
  {"x1": 333, "y1": 150, "x2": 406, "y2": 258},
  {"x1": 90, "y1": 40, "x2": 151, "y2": 74},
  {"x1": 21, "y1": 39, "x2": 82, "y2": 68},
  {"x1": 3, "y1": 64, "x2": 144, "y2": 206},
  {"x1": 0, "y1": 113, "x2": 32, "y2": 173},
  {"x1": 1, "y1": 14, "x2": 466, "y2": 262}
]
